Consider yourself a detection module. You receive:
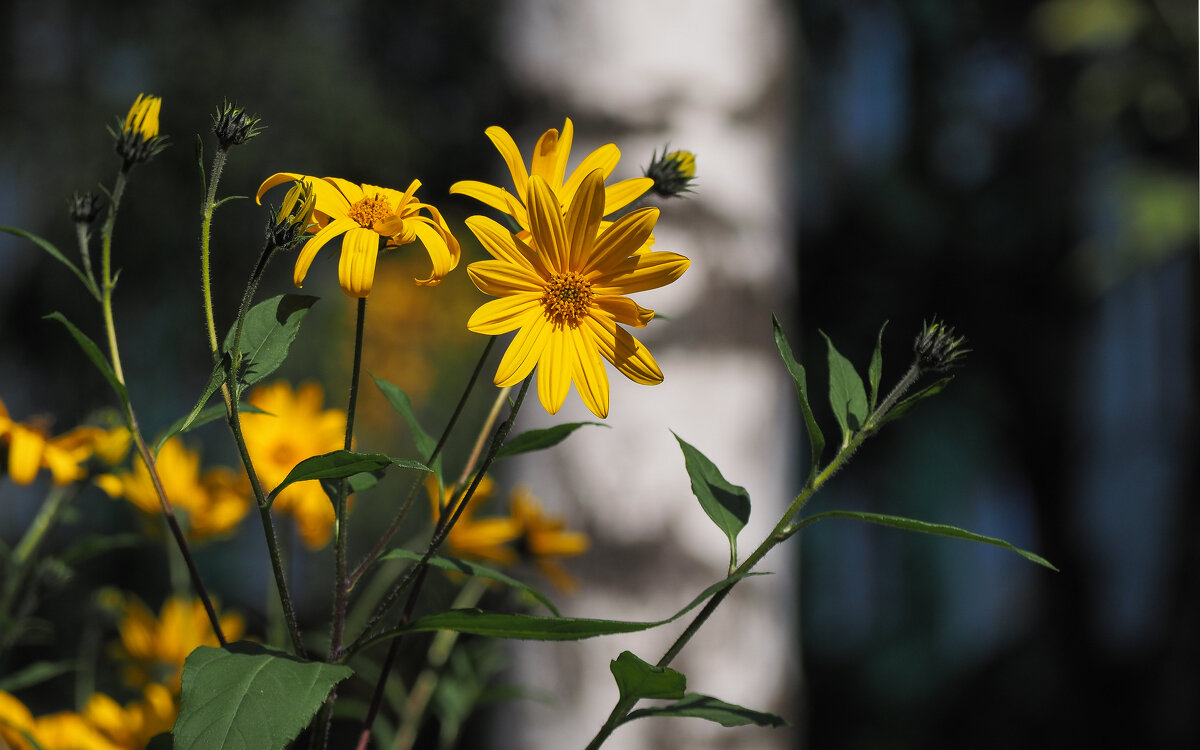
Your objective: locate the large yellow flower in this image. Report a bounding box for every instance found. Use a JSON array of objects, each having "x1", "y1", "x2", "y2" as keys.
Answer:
[
  {"x1": 466, "y1": 170, "x2": 689, "y2": 418},
  {"x1": 256, "y1": 174, "x2": 460, "y2": 297},
  {"x1": 450, "y1": 117, "x2": 652, "y2": 234},
  {"x1": 240, "y1": 381, "x2": 346, "y2": 549},
  {"x1": 112, "y1": 595, "x2": 244, "y2": 694}
]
